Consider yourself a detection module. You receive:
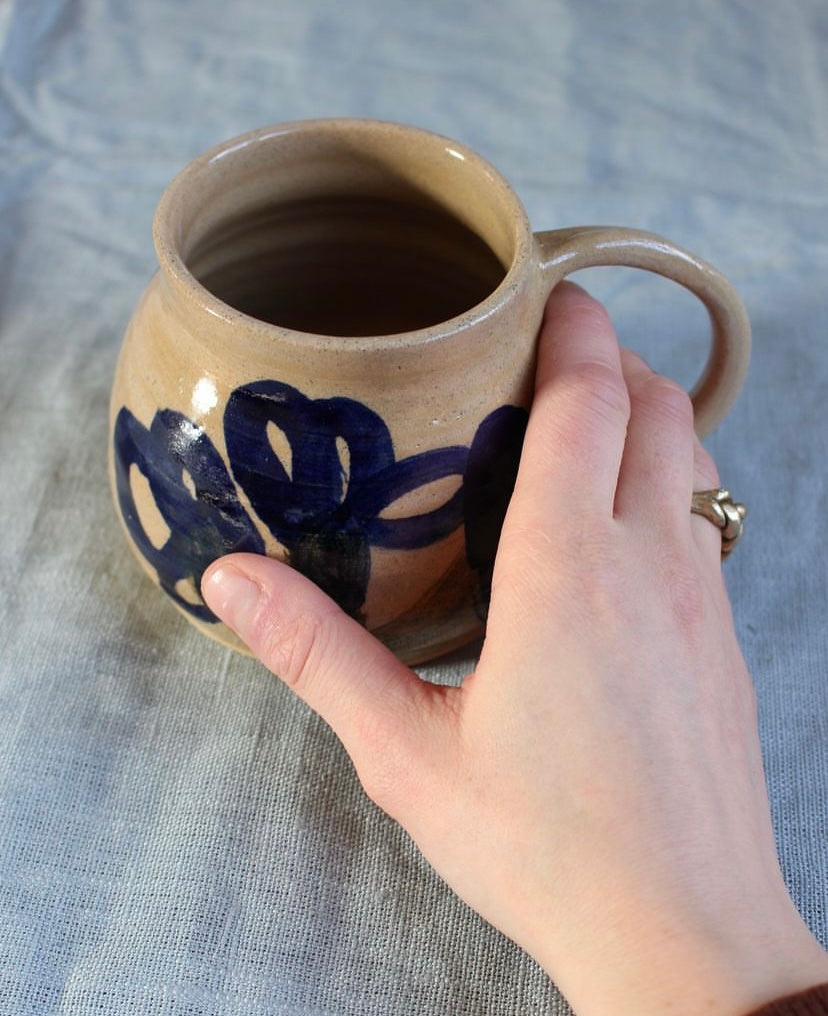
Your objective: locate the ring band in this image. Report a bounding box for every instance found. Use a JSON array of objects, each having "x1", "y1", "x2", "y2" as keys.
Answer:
[{"x1": 691, "y1": 489, "x2": 747, "y2": 558}]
